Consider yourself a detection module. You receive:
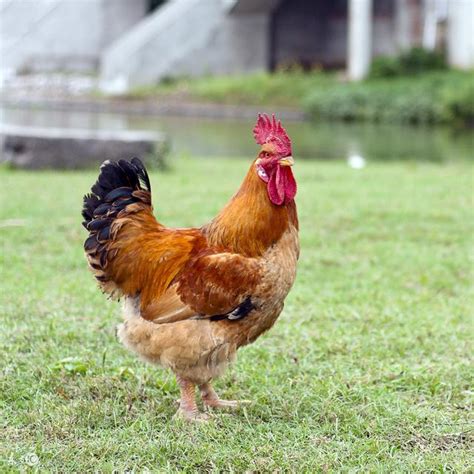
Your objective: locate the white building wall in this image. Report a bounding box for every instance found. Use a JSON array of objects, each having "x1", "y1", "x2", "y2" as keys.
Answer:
[
  {"x1": 447, "y1": 0, "x2": 474, "y2": 69},
  {"x1": 100, "y1": 0, "x2": 269, "y2": 92},
  {"x1": 0, "y1": 0, "x2": 147, "y2": 75}
]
